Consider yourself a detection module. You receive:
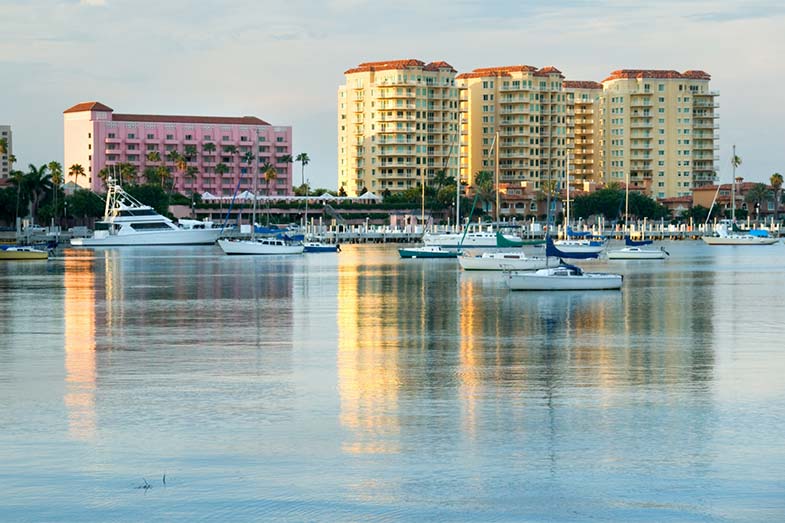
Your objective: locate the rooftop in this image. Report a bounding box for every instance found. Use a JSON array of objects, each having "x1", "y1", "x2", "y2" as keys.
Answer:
[
  {"x1": 344, "y1": 59, "x2": 455, "y2": 74},
  {"x1": 602, "y1": 69, "x2": 711, "y2": 83},
  {"x1": 64, "y1": 101, "x2": 269, "y2": 125}
]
